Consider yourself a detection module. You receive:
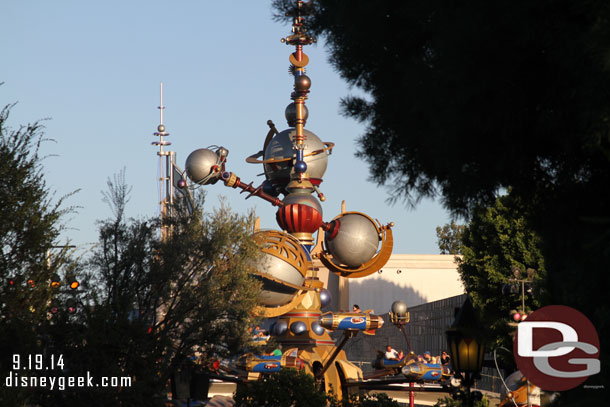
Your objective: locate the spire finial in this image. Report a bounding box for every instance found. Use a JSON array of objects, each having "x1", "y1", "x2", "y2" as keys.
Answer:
[
  {"x1": 282, "y1": 0, "x2": 315, "y2": 183},
  {"x1": 153, "y1": 82, "x2": 170, "y2": 148},
  {"x1": 159, "y1": 82, "x2": 165, "y2": 126}
]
